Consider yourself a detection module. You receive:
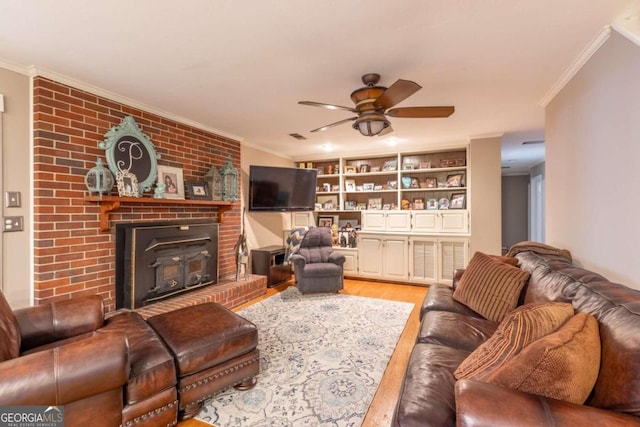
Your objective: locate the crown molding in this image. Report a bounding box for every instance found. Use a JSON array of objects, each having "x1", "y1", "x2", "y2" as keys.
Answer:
[
  {"x1": 27, "y1": 65, "x2": 244, "y2": 142},
  {"x1": 0, "y1": 59, "x2": 30, "y2": 75},
  {"x1": 539, "y1": 25, "x2": 612, "y2": 107},
  {"x1": 612, "y1": 5, "x2": 640, "y2": 48}
]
